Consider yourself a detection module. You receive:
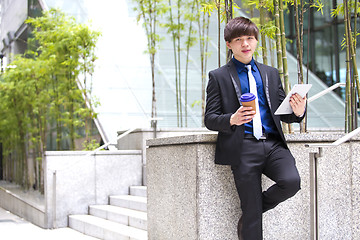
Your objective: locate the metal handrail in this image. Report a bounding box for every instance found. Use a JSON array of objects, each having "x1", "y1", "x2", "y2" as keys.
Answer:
[
  {"x1": 76, "y1": 79, "x2": 109, "y2": 144},
  {"x1": 85, "y1": 116, "x2": 163, "y2": 157},
  {"x1": 86, "y1": 127, "x2": 137, "y2": 156},
  {"x1": 305, "y1": 126, "x2": 360, "y2": 240},
  {"x1": 305, "y1": 126, "x2": 360, "y2": 148},
  {"x1": 307, "y1": 82, "x2": 345, "y2": 103}
]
